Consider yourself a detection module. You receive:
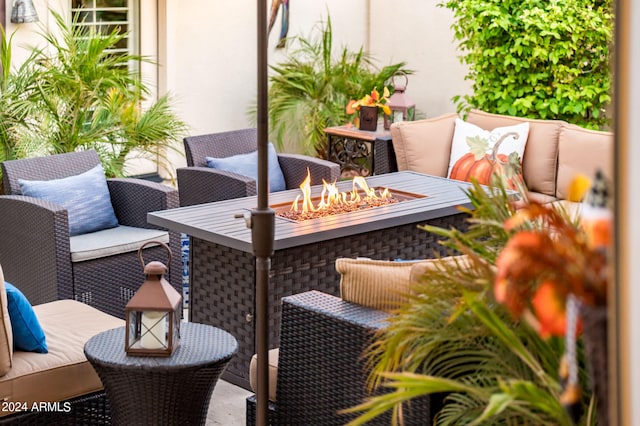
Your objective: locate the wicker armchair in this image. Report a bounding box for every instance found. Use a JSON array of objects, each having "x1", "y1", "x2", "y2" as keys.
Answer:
[
  {"x1": 177, "y1": 128, "x2": 340, "y2": 206},
  {"x1": 0, "y1": 150, "x2": 181, "y2": 318},
  {"x1": 246, "y1": 291, "x2": 434, "y2": 425}
]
